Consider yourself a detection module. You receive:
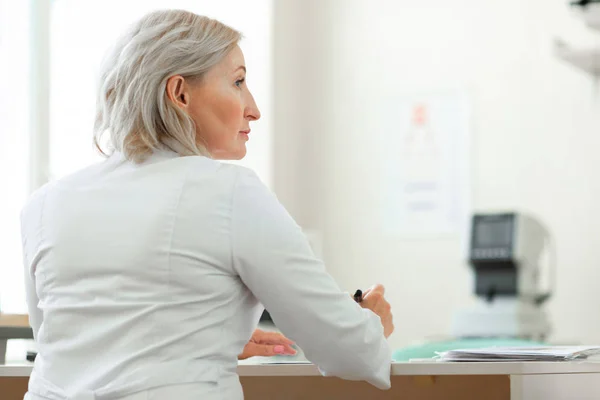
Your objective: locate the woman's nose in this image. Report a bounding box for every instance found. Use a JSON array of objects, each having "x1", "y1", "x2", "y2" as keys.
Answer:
[{"x1": 245, "y1": 93, "x2": 261, "y2": 121}]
